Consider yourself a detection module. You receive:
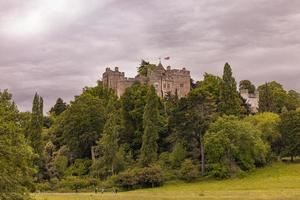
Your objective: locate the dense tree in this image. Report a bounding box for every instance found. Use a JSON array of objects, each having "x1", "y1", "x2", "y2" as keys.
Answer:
[
  {"x1": 286, "y1": 90, "x2": 300, "y2": 111},
  {"x1": 196, "y1": 73, "x2": 222, "y2": 102},
  {"x1": 244, "y1": 113, "x2": 281, "y2": 156},
  {"x1": 218, "y1": 63, "x2": 244, "y2": 116},
  {"x1": 0, "y1": 90, "x2": 35, "y2": 200},
  {"x1": 140, "y1": 86, "x2": 160, "y2": 166},
  {"x1": 121, "y1": 83, "x2": 149, "y2": 158},
  {"x1": 205, "y1": 116, "x2": 269, "y2": 178},
  {"x1": 29, "y1": 93, "x2": 44, "y2": 154},
  {"x1": 258, "y1": 81, "x2": 289, "y2": 113},
  {"x1": 170, "y1": 86, "x2": 216, "y2": 175},
  {"x1": 50, "y1": 98, "x2": 67, "y2": 116},
  {"x1": 95, "y1": 100, "x2": 125, "y2": 176},
  {"x1": 279, "y1": 110, "x2": 300, "y2": 162},
  {"x1": 239, "y1": 80, "x2": 256, "y2": 94},
  {"x1": 61, "y1": 93, "x2": 106, "y2": 158}
]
